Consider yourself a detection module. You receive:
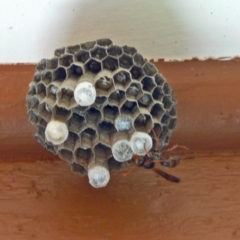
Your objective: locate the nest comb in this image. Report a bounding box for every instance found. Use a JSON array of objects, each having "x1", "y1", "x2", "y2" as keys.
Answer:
[{"x1": 26, "y1": 39, "x2": 177, "y2": 188}]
